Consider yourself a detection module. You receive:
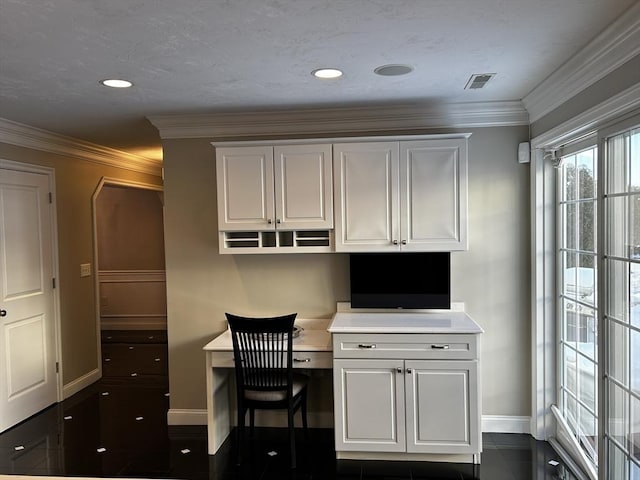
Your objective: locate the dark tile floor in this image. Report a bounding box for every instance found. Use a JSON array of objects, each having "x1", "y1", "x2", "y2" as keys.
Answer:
[{"x1": 0, "y1": 331, "x2": 578, "y2": 480}]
